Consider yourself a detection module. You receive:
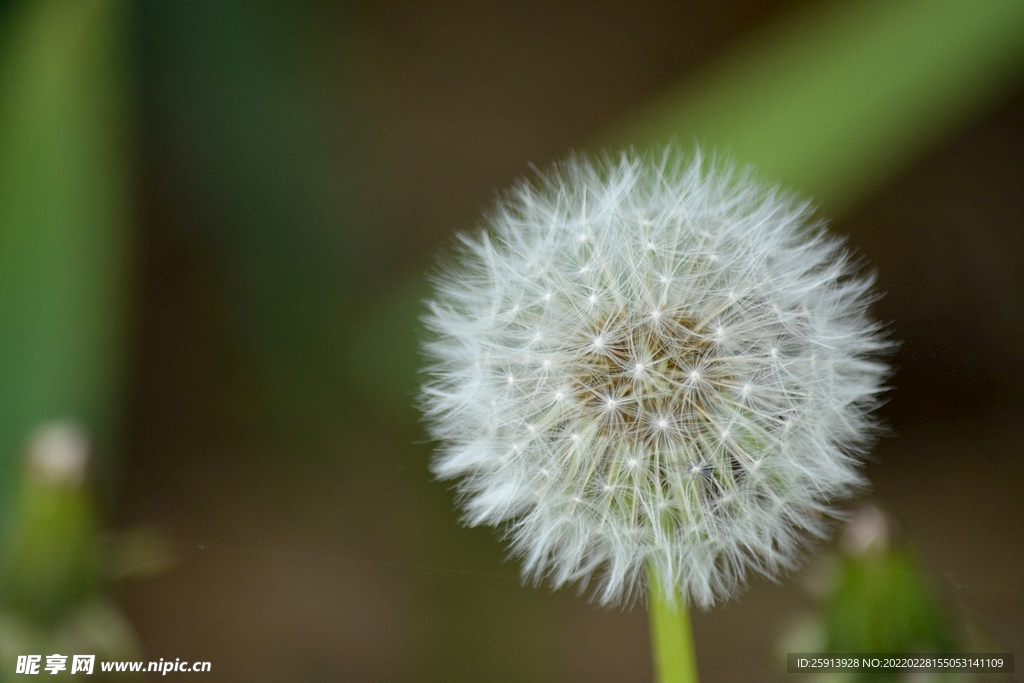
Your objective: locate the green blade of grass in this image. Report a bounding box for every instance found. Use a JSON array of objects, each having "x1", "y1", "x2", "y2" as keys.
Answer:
[
  {"x1": 0, "y1": 0, "x2": 134, "y2": 520},
  {"x1": 603, "y1": 0, "x2": 1024, "y2": 211}
]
